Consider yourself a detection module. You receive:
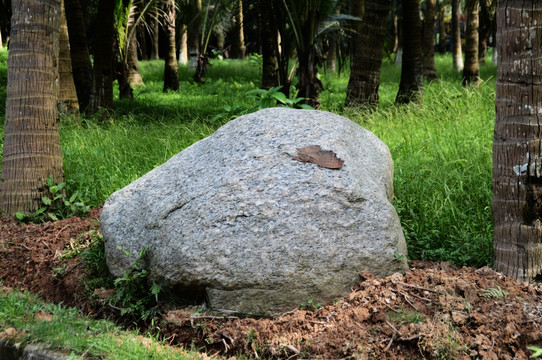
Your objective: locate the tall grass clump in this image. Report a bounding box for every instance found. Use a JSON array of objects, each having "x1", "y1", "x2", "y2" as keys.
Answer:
[
  {"x1": 0, "y1": 51, "x2": 496, "y2": 267},
  {"x1": 334, "y1": 54, "x2": 495, "y2": 267}
]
